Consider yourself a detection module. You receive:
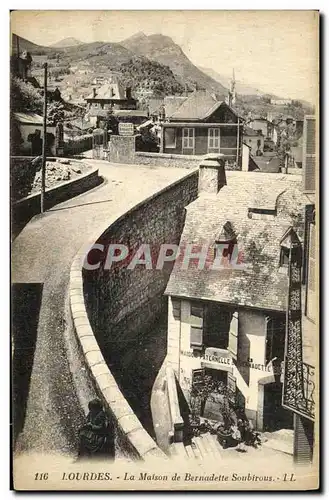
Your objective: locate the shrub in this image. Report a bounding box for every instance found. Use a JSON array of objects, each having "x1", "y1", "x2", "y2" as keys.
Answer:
[{"x1": 10, "y1": 76, "x2": 43, "y2": 114}]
